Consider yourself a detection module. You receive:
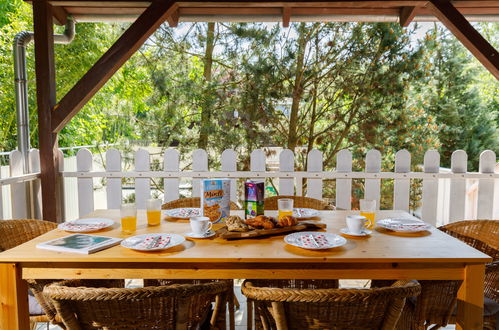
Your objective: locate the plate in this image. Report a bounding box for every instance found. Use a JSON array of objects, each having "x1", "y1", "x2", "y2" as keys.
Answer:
[
  {"x1": 164, "y1": 208, "x2": 201, "y2": 219},
  {"x1": 284, "y1": 231, "x2": 346, "y2": 250},
  {"x1": 340, "y1": 228, "x2": 372, "y2": 237},
  {"x1": 293, "y1": 208, "x2": 319, "y2": 218},
  {"x1": 58, "y1": 218, "x2": 115, "y2": 233},
  {"x1": 121, "y1": 233, "x2": 185, "y2": 251},
  {"x1": 185, "y1": 230, "x2": 216, "y2": 239},
  {"x1": 377, "y1": 218, "x2": 432, "y2": 233}
]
